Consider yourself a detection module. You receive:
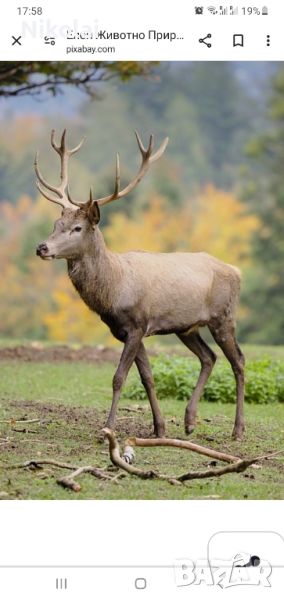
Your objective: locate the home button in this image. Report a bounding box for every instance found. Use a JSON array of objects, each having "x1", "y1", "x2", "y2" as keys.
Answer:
[{"x1": 135, "y1": 577, "x2": 147, "y2": 590}]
